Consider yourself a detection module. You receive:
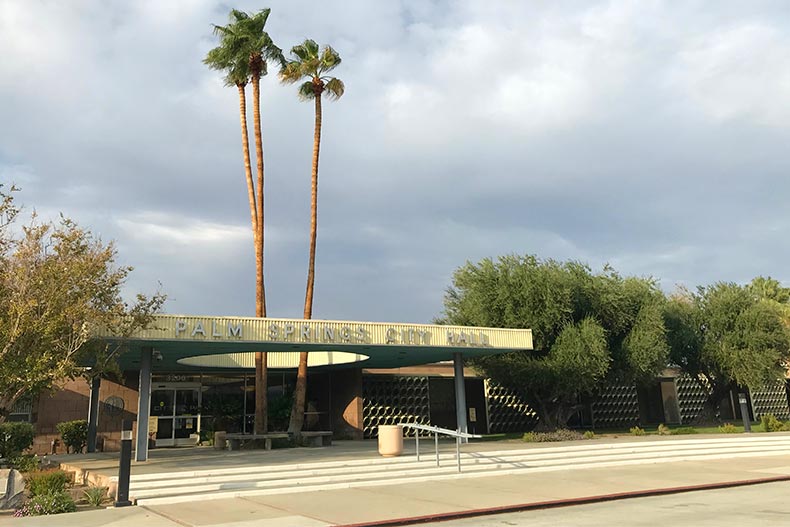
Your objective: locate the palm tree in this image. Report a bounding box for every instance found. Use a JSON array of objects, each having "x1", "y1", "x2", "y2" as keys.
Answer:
[
  {"x1": 280, "y1": 39, "x2": 344, "y2": 433},
  {"x1": 204, "y1": 9, "x2": 283, "y2": 434}
]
